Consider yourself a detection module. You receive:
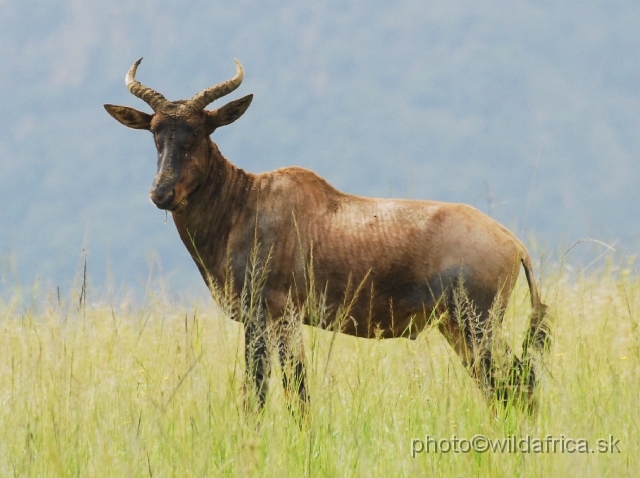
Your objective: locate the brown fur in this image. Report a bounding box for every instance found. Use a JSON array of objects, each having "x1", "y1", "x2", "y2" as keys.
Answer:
[{"x1": 105, "y1": 61, "x2": 551, "y2": 414}]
